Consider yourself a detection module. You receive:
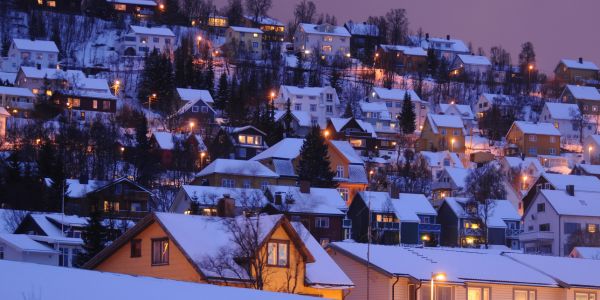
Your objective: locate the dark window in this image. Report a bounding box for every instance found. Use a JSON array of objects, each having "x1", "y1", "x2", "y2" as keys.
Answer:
[
  {"x1": 537, "y1": 203, "x2": 545, "y2": 212},
  {"x1": 539, "y1": 224, "x2": 550, "y2": 232},
  {"x1": 130, "y1": 239, "x2": 142, "y2": 257},
  {"x1": 564, "y1": 222, "x2": 580, "y2": 234},
  {"x1": 151, "y1": 238, "x2": 169, "y2": 265}
]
